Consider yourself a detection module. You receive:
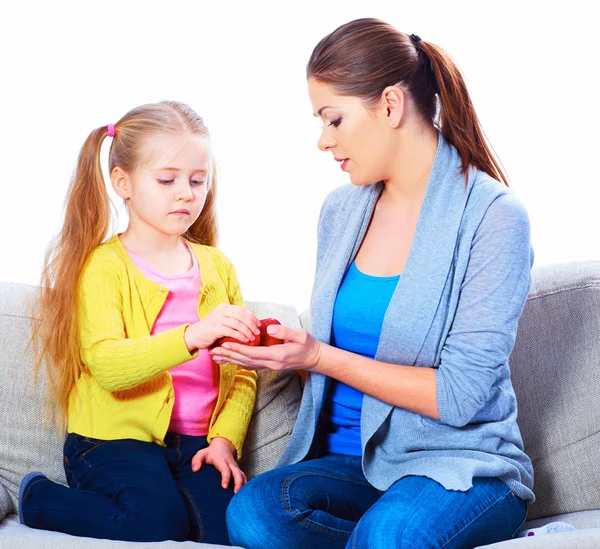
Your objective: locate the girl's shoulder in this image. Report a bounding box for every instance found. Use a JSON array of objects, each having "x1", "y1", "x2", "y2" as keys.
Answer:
[{"x1": 83, "y1": 237, "x2": 129, "y2": 274}]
